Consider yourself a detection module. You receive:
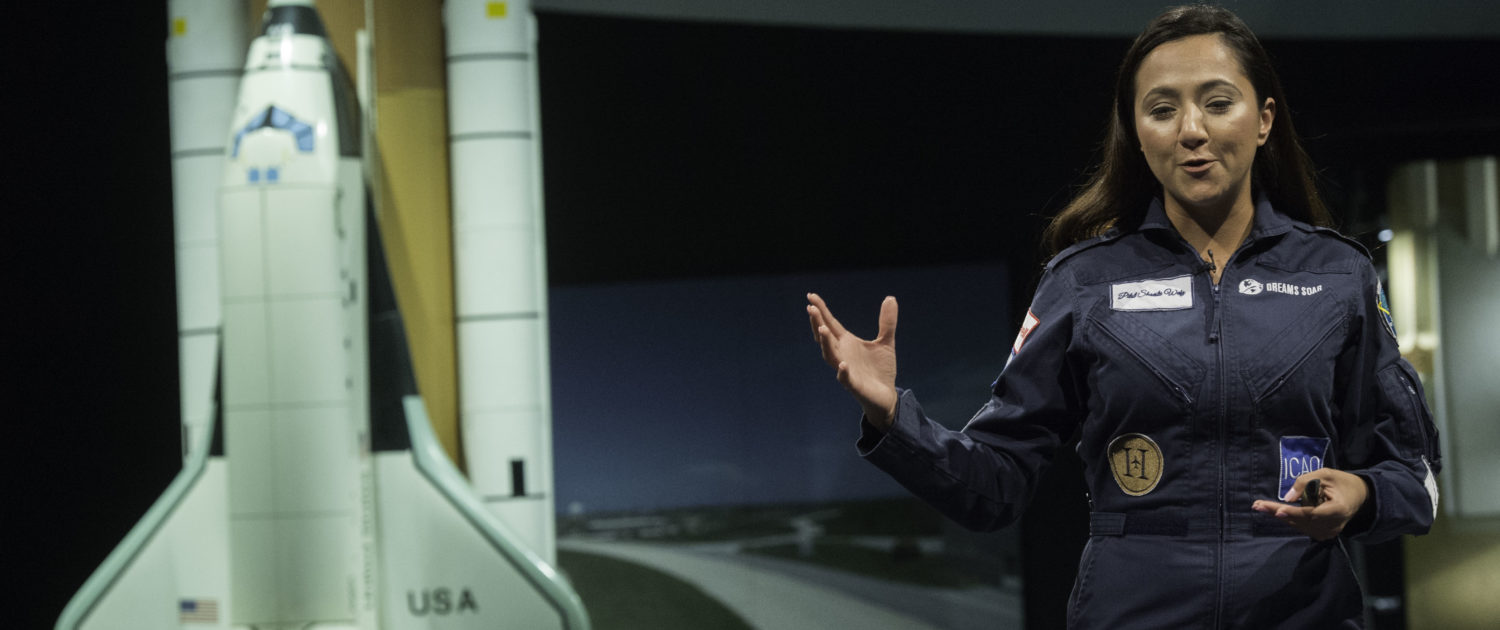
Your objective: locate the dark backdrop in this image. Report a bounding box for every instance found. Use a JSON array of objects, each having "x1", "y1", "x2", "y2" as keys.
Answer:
[{"x1": 8, "y1": 5, "x2": 1497, "y2": 628}]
